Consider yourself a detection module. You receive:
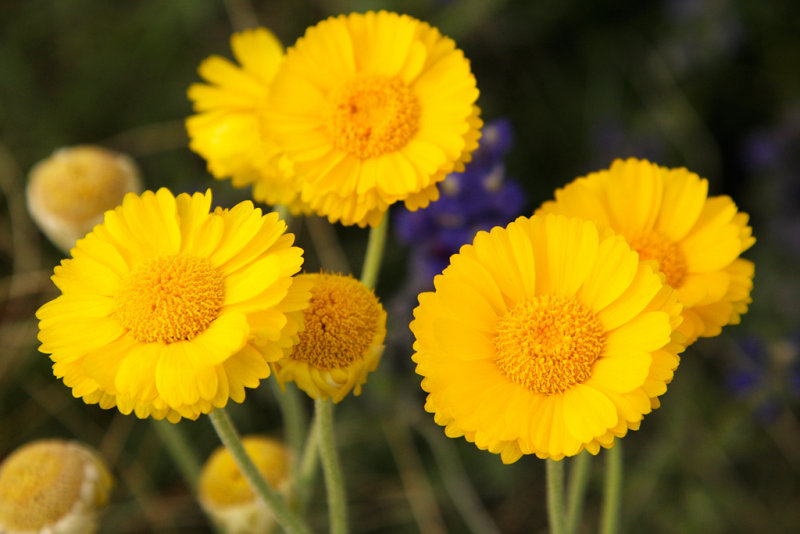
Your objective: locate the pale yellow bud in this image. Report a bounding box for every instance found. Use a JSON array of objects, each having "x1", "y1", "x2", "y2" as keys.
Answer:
[
  {"x1": 0, "y1": 439, "x2": 113, "y2": 534},
  {"x1": 199, "y1": 436, "x2": 292, "y2": 534},
  {"x1": 26, "y1": 145, "x2": 142, "y2": 252}
]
